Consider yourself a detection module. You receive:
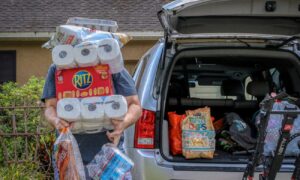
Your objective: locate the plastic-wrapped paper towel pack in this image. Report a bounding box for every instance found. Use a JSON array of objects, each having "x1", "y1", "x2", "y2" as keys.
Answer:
[
  {"x1": 51, "y1": 39, "x2": 124, "y2": 74},
  {"x1": 67, "y1": 17, "x2": 119, "y2": 32},
  {"x1": 49, "y1": 18, "x2": 130, "y2": 134},
  {"x1": 52, "y1": 45, "x2": 77, "y2": 70},
  {"x1": 86, "y1": 143, "x2": 134, "y2": 180},
  {"x1": 80, "y1": 97, "x2": 105, "y2": 121},
  {"x1": 73, "y1": 42, "x2": 100, "y2": 67},
  {"x1": 57, "y1": 98, "x2": 81, "y2": 122},
  {"x1": 103, "y1": 95, "x2": 128, "y2": 120},
  {"x1": 43, "y1": 24, "x2": 131, "y2": 49},
  {"x1": 57, "y1": 95, "x2": 128, "y2": 133},
  {"x1": 97, "y1": 38, "x2": 124, "y2": 74}
]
